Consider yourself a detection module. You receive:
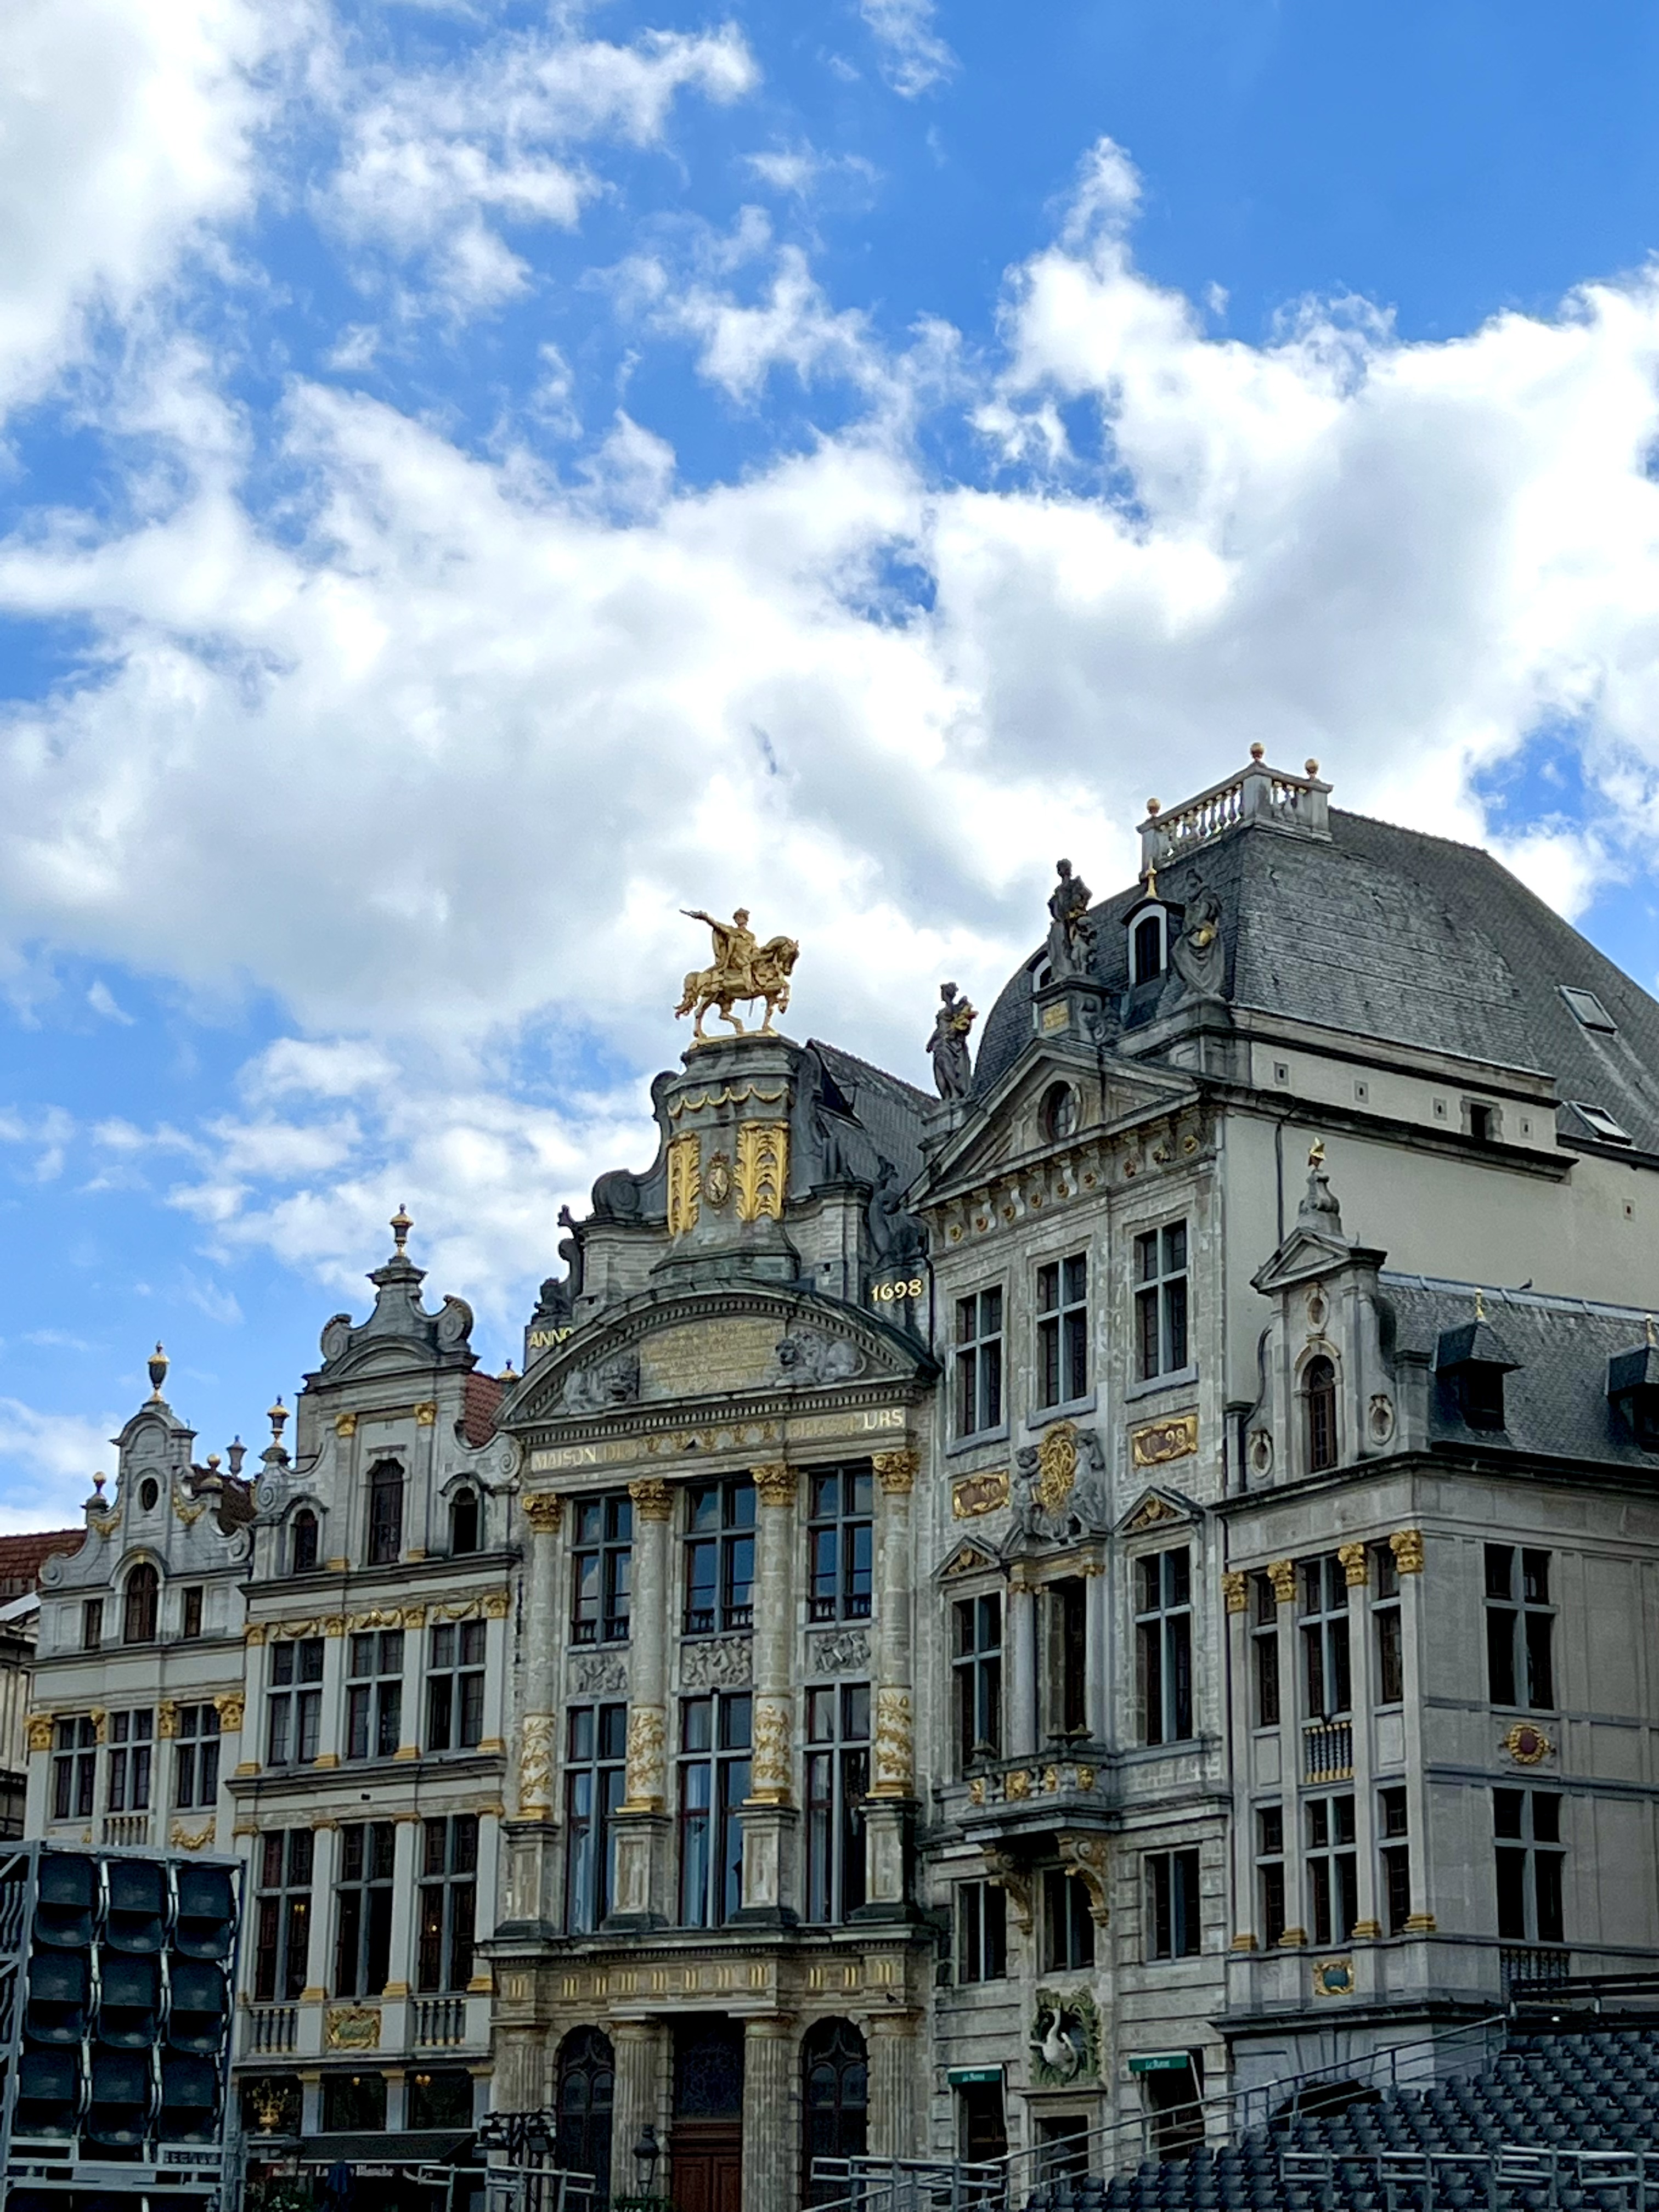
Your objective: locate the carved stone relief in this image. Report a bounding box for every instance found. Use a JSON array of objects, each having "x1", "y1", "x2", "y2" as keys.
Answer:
[{"x1": 681, "y1": 1636, "x2": 754, "y2": 1689}]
